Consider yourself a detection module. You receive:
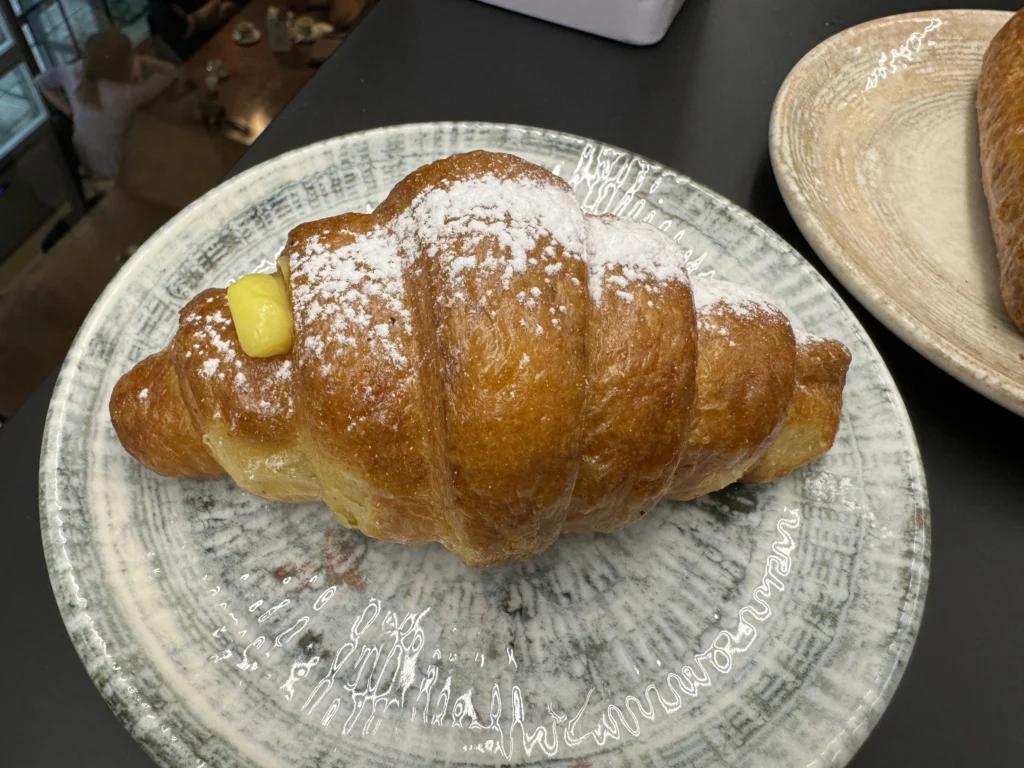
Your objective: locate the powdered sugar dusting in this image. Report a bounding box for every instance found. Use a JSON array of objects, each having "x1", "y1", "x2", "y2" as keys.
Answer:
[
  {"x1": 185, "y1": 304, "x2": 239, "y2": 379},
  {"x1": 584, "y1": 217, "x2": 690, "y2": 306},
  {"x1": 247, "y1": 171, "x2": 791, "y2": 408},
  {"x1": 285, "y1": 174, "x2": 588, "y2": 366},
  {"x1": 395, "y1": 174, "x2": 586, "y2": 302},
  {"x1": 178, "y1": 294, "x2": 298, "y2": 423},
  {"x1": 696, "y1": 313, "x2": 738, "y2": 347},
  {"x1": 289, "y1": 231, "x2": 411, "y2": 370},
  {"x1": 692, "y1": 277, "x2": 783, "y2": 318},
  {"x1": 794, "y1": 328, "x2": 825, "y2": 346}
]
